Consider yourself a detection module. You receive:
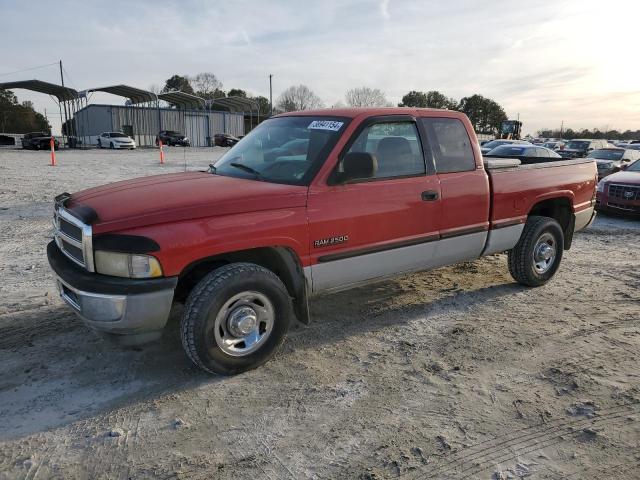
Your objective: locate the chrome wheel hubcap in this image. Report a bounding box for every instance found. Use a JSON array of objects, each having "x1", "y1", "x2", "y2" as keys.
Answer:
[
  {"x1": 533, "y1": 232, "x2": 556, "y2": 274},
  {"x1": 213, "y1": 291, "x2": 274, "y2": 357}
]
